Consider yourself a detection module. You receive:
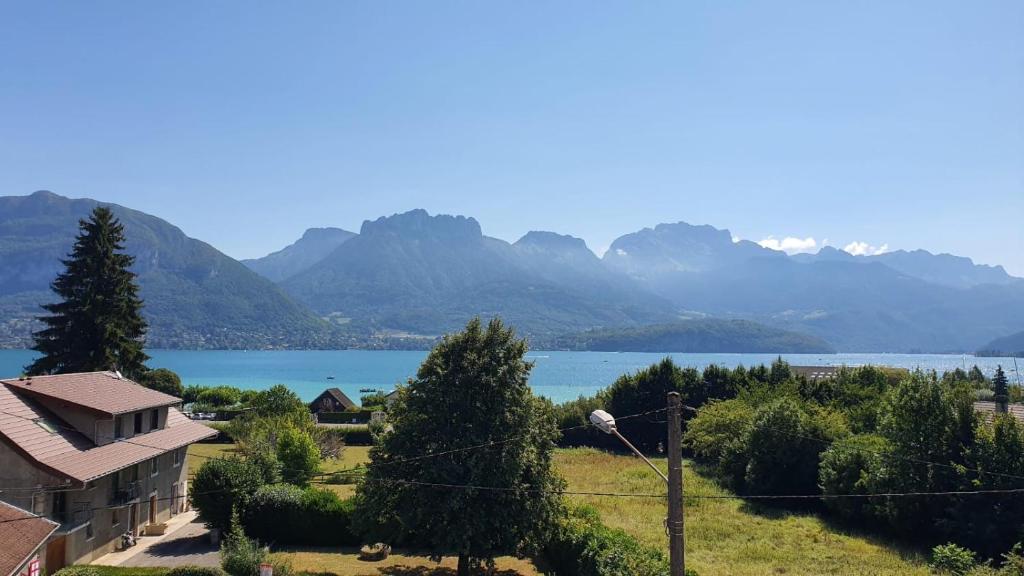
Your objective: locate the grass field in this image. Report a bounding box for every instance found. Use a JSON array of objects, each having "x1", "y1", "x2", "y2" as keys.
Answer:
[
  {"x1": 187, "y1": 444, "x2": 931, "y2": 575},
  {"x1": 271, "y1": 548, "x2": 539, "y2": 576}
]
